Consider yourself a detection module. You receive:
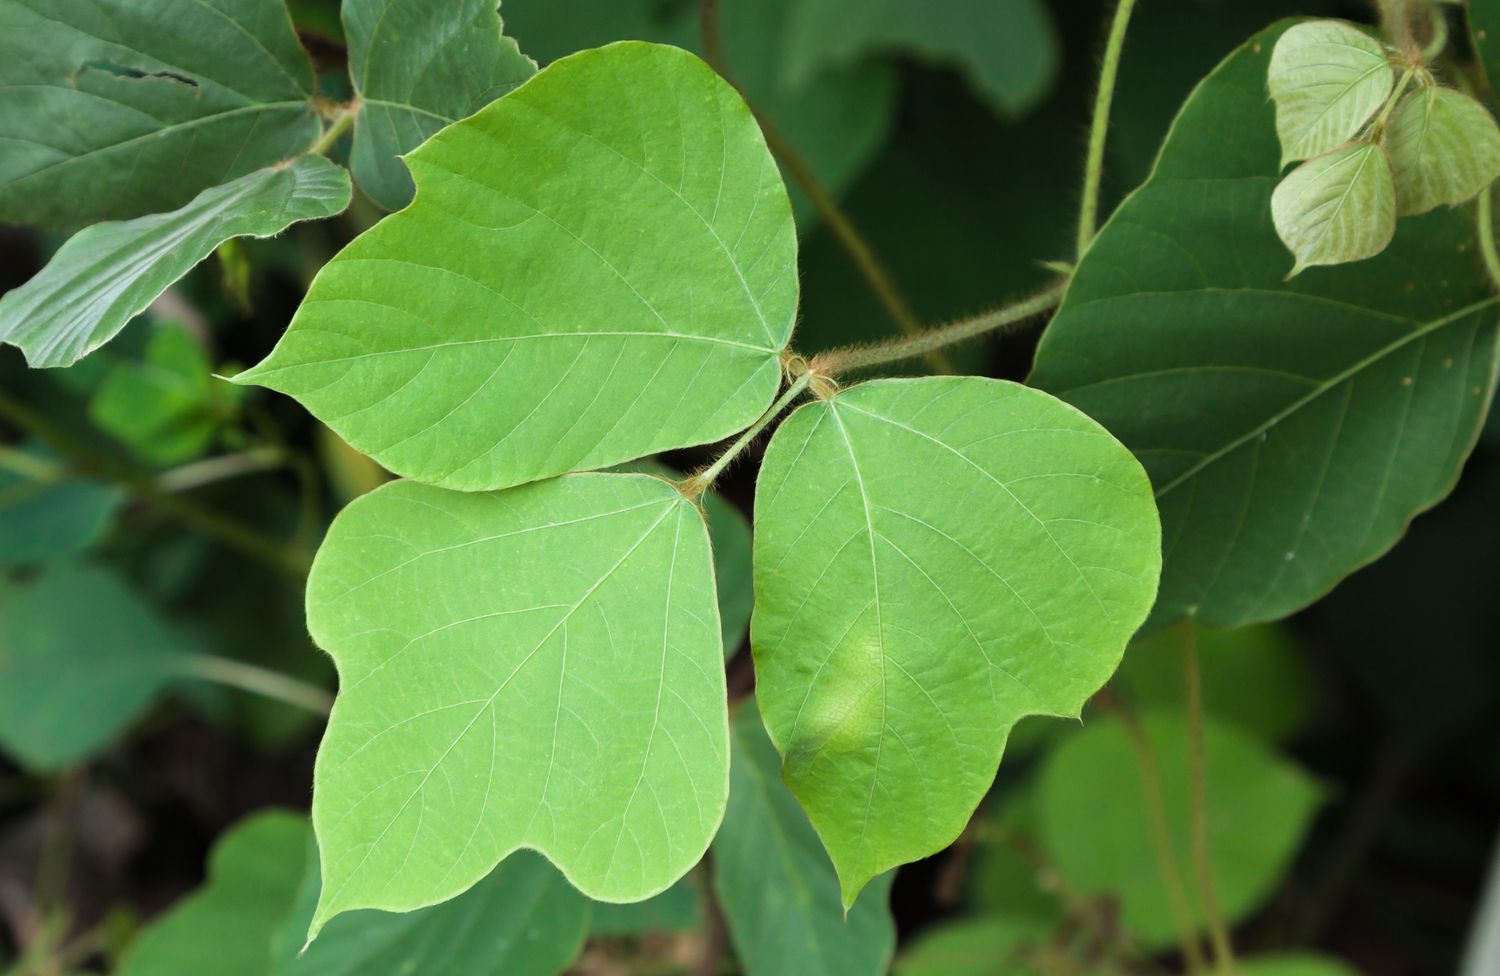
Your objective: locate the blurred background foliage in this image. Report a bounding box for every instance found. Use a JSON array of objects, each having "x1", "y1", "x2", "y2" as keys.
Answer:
[{"x1": 1, "y1": 0, "x2": 1497, "y2": 974}]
